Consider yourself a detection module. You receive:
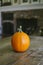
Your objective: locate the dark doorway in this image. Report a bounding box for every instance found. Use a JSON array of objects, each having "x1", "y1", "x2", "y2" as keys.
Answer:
[
  {"x1": 2, "y1": 22, "x2": 14, "y2": 37},
  {"x1": 16, "y1": 18, "x2": 38, "y2": 35}
]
